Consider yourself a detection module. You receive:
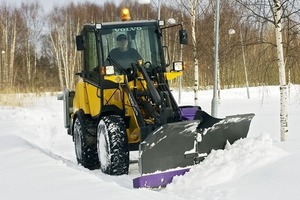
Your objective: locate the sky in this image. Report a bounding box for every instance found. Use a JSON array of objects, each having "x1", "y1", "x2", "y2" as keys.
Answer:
[
  {"x1": 0, "y1": 84, "x2": 300, "y2": 199},
  {"x1": 0, "y1": 0, "x2": 122, "y2": 13}
]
